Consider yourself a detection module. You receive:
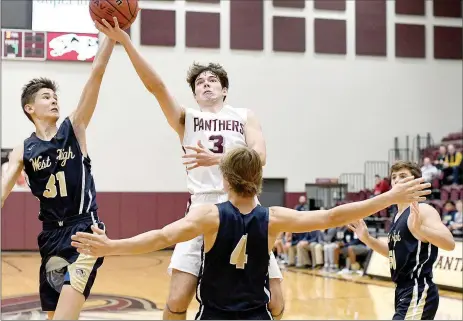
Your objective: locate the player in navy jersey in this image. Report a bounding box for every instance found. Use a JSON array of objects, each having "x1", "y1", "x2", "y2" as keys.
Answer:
[
  {"x1": 71, "y1": 148, "x2": 431, "y2": 320},
  {"x1": 1, "y1": 35, "x2": 115, "y2": 319},
  {"x1": 348, "y1": 161, "x2": 455, "y2": 320}
]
